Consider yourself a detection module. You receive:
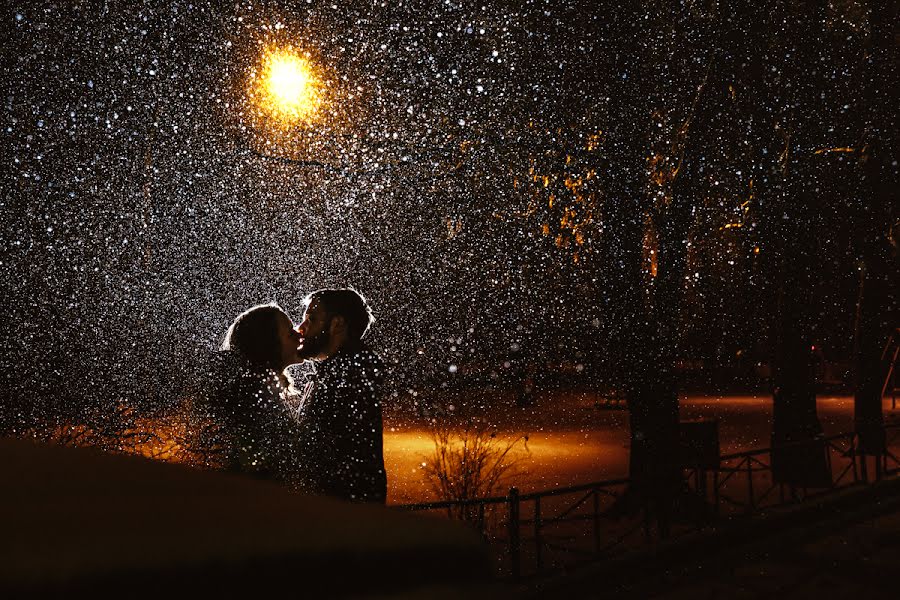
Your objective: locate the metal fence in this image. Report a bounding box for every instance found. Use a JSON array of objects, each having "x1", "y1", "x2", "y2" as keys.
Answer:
[{"x1": 396, "y1": 422, "x2": 900, "y2": 579}]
